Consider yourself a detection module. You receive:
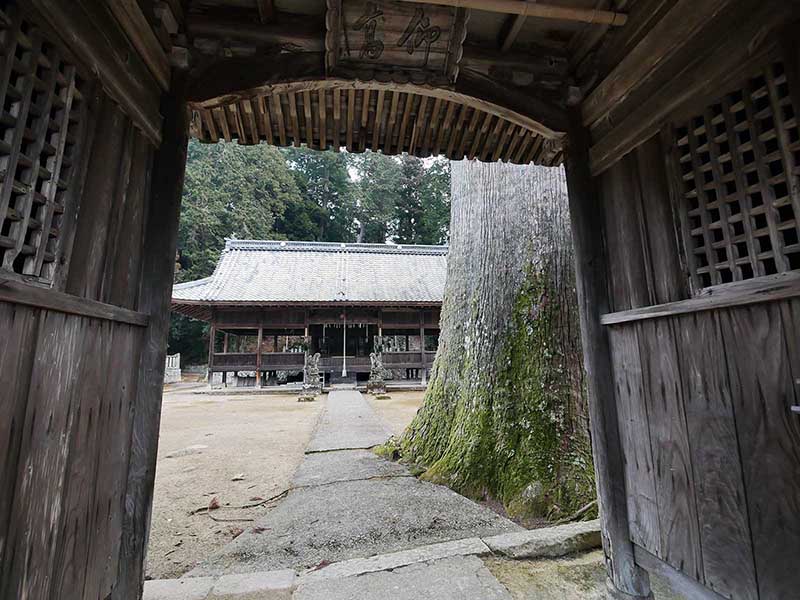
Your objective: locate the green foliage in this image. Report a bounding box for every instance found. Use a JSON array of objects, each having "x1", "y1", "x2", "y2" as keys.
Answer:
[
  {"x1": 168, "y1": 141, "x2": 451, "y2": 363},
  {"x1": 394, "y1": 156, "x2": 451, "y2": 245},
  {"x1": 176, "y1": 141, "x2": 304, "y2": 282},
  {"x1": 281, "y1": 146, "x2": 359, "y2": 242}
]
